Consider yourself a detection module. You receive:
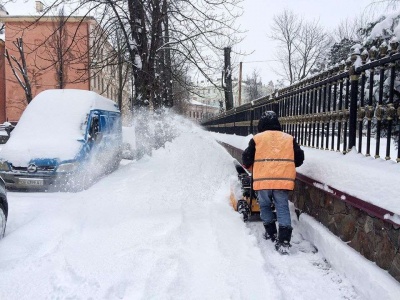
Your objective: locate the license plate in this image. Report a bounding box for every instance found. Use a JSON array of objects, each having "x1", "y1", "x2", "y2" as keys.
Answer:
[{"x1": 19, "y1": 178, "x2": 44, "y2": 186}]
